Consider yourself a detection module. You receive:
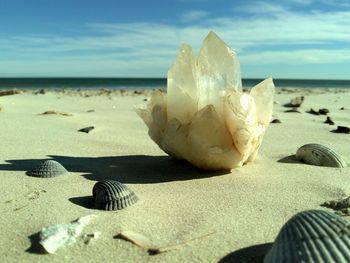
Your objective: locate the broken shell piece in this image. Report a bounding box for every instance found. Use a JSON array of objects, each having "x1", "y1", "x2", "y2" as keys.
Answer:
[
  {"x1": 92, "y1": 180, "x2": 138, "y2": 211},
  {"x1": 78, "y1": 126, "x2": 94, "y2": 133},
  {"x1": 283, "y1": 96, "x2": 304, "y2": 107},
  {"x1": 27, "y1": 160, "x2": 68, "y2": 178},
  {"x1": 324, "y1": 116, "x2": 335, "y2": 125},
  {"x1": 38, "y1": 215, "x2": 96, "y2": 254},
  {"x1": 135, "y1": 32, "x2": 275, "y2": 170},
  {"x1": 296, "y1": 143, "x2": 347, "y2": 168},
  {"x1": 264, "y1": 210, "x2": 350, "y2": 263}
]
